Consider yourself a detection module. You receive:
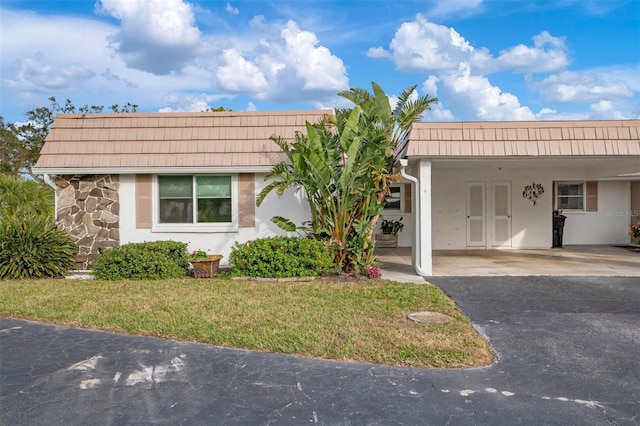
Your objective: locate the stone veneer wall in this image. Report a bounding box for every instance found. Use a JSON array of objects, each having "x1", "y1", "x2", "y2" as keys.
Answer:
[{"x1": 56, "y1": 175, "x2": 120, "y2": 270}]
